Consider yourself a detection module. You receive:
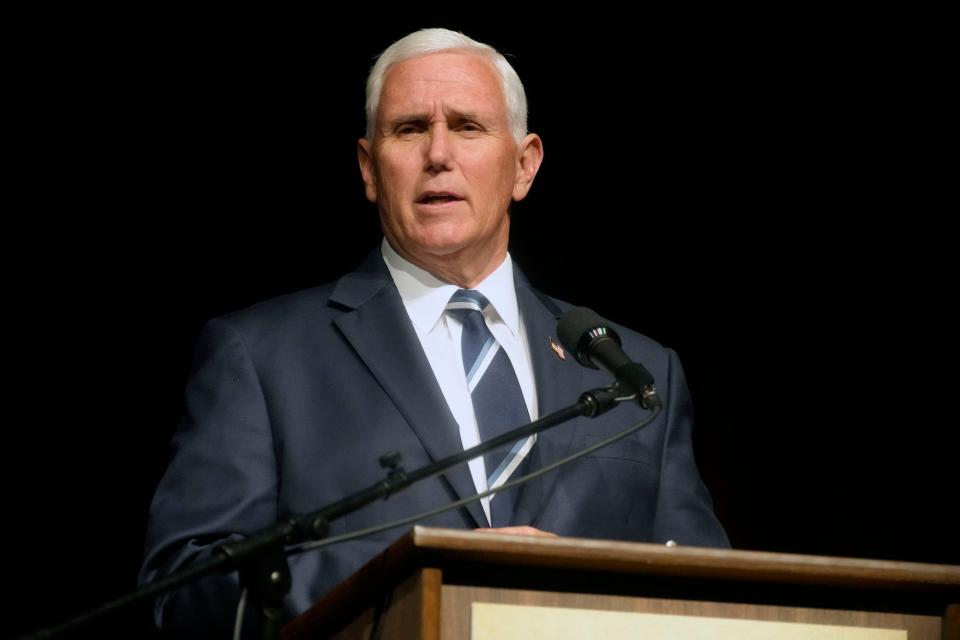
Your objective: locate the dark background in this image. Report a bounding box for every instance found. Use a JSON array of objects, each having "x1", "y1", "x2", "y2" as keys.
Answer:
[{"x1": 8, "y1": 11, "x2": 955, "y2": 638}]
